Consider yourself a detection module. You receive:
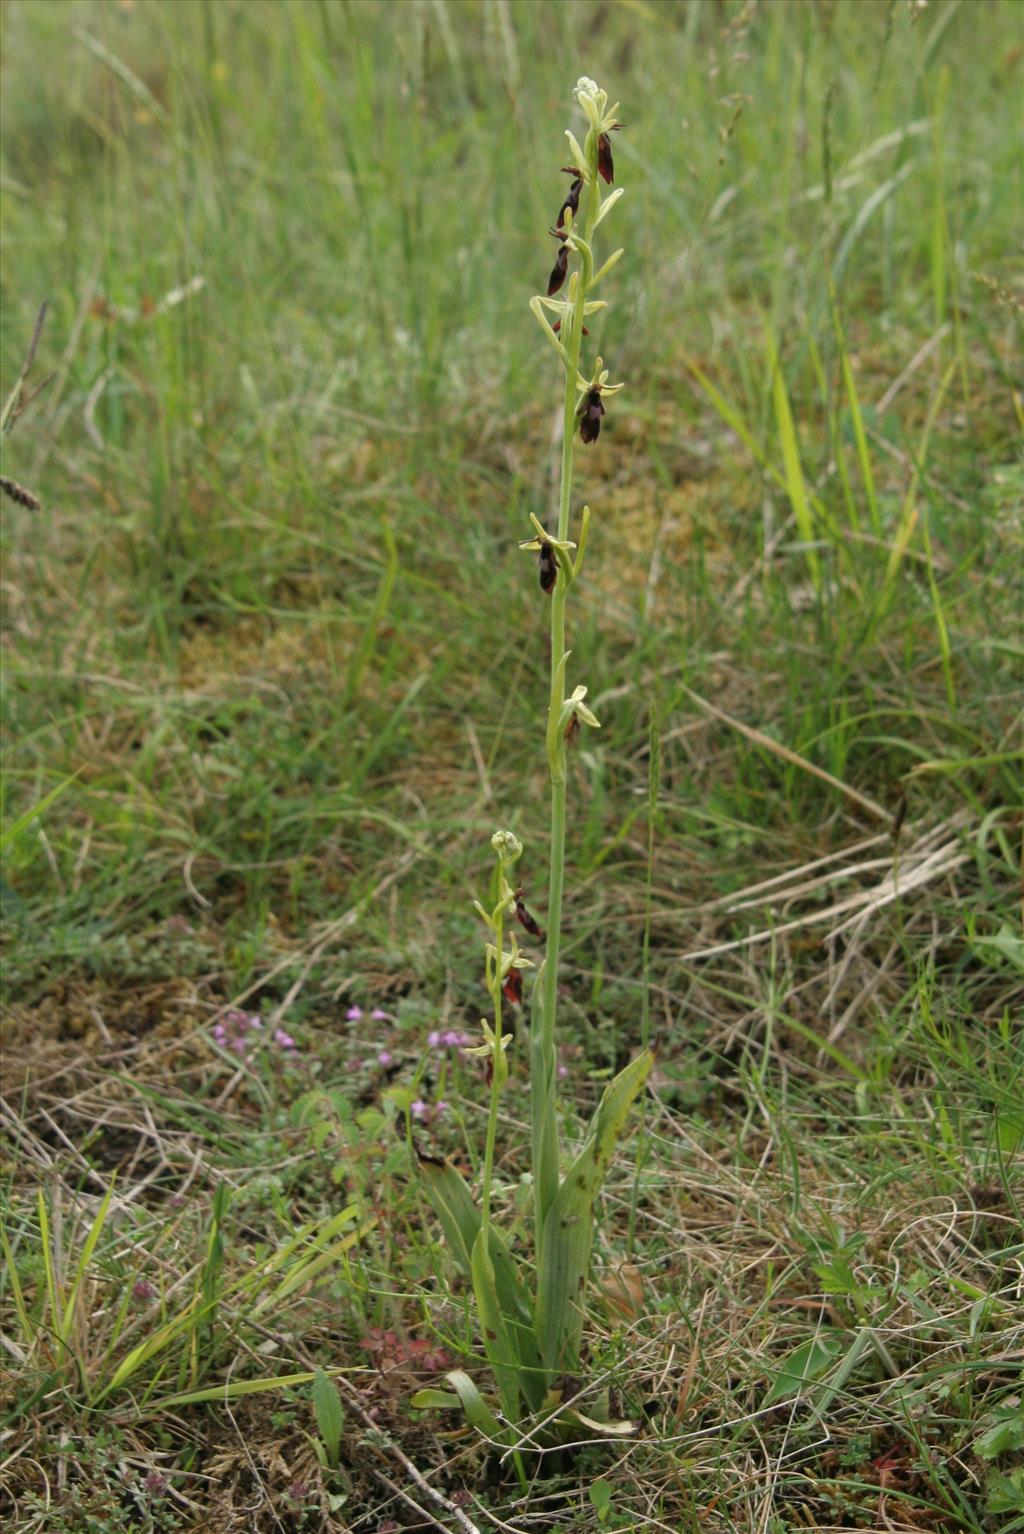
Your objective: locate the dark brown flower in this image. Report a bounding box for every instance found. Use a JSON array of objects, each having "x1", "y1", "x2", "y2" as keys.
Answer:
[
  {"x1": 547, "y1": 244, "x2": 568, "y2": 295},
  {"x1": 501, "y1": 969, "x2": 523, "y2": 1006},
  {"x1": 597, "y1": 133, "x2": 615, "y2": 185},
  {"x1": 538, "y1": 542, "x2": 557, "y2": 593},
  {"x1": 578, "y1": 386, "x2": 605, "y2": 443},
  {"x1": 0, "y1": 475, "x2": 41, "y2": 511},
  {"x1": 555, "y1": 174, "x2": 583, "y2": 232},
  {"x1": 514, "y1": 888, "x2": 544, "y2": 941}
]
